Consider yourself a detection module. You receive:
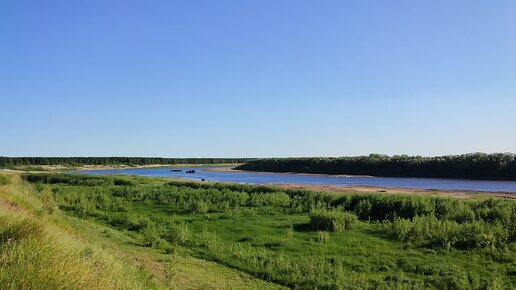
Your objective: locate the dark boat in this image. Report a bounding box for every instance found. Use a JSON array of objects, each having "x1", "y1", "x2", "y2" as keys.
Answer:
[
  {"x1": 170, "y1": 169, "x2": 182, "y2": 172},
  {"x1": 185, "y1": 169, "x2": 196, "y2": 173}
]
